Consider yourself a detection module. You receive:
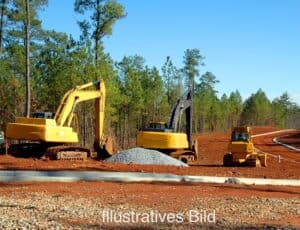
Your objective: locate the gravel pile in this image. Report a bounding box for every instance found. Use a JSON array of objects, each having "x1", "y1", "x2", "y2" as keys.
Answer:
[{"x1": 105, "y1": 147, "x2": 188, "y2": 167}]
